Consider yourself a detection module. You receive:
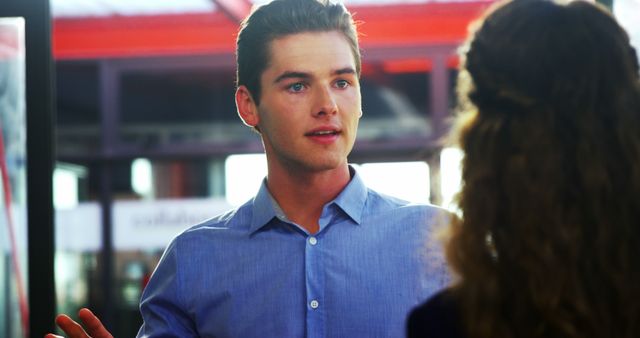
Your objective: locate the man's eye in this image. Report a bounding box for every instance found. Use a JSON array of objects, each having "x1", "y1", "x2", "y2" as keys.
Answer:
[
  {"x1": 288, "y1": 83, "x2": 305, "y2": 92},
  {"x1": 335, "y1": 80, "x2": 350, "y2": 89}
]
